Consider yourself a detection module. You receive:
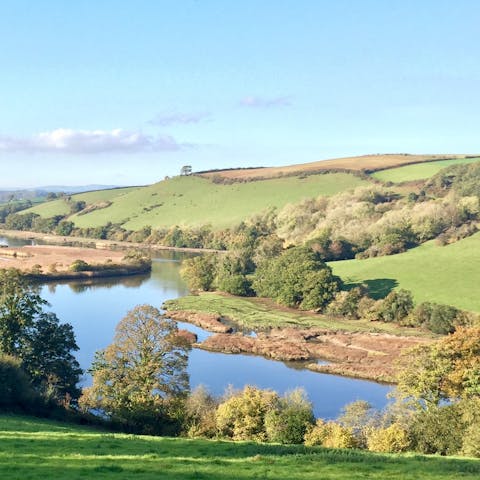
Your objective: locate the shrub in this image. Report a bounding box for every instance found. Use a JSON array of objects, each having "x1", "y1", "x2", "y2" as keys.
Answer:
[
  {"x1": 69, "y1": 259, "x2": 90, "y2": 272},
  {"x1": 377, "y1": 289, "x2": 413, "y2": 323},
  {"x1": 304, "y1": 420, "x2": 357, "y2": 449},
  {"x1": 366, "y1": 423, "x2": 410, "y2": 453},
  {"x1": 409, "y1": 404, "x2": 464, "y2": 455},
  {"x1": 265, "y1": 389, "x2": 314, "y2": 444},
  {"x1": 184, "y1": 385, "x2": 218, "y2": 438},
  {"x1": 0, "y1": 354, "x2": 36, "y2": 409},
  {"x1": 216, "y1": 386, "x2": 279, "y2": 441}
]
